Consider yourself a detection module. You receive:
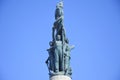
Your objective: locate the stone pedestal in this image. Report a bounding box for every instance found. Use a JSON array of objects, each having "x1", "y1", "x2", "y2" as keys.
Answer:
[{"x1": 50, "y1": 75, "x2": 71, "y2": 80}]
